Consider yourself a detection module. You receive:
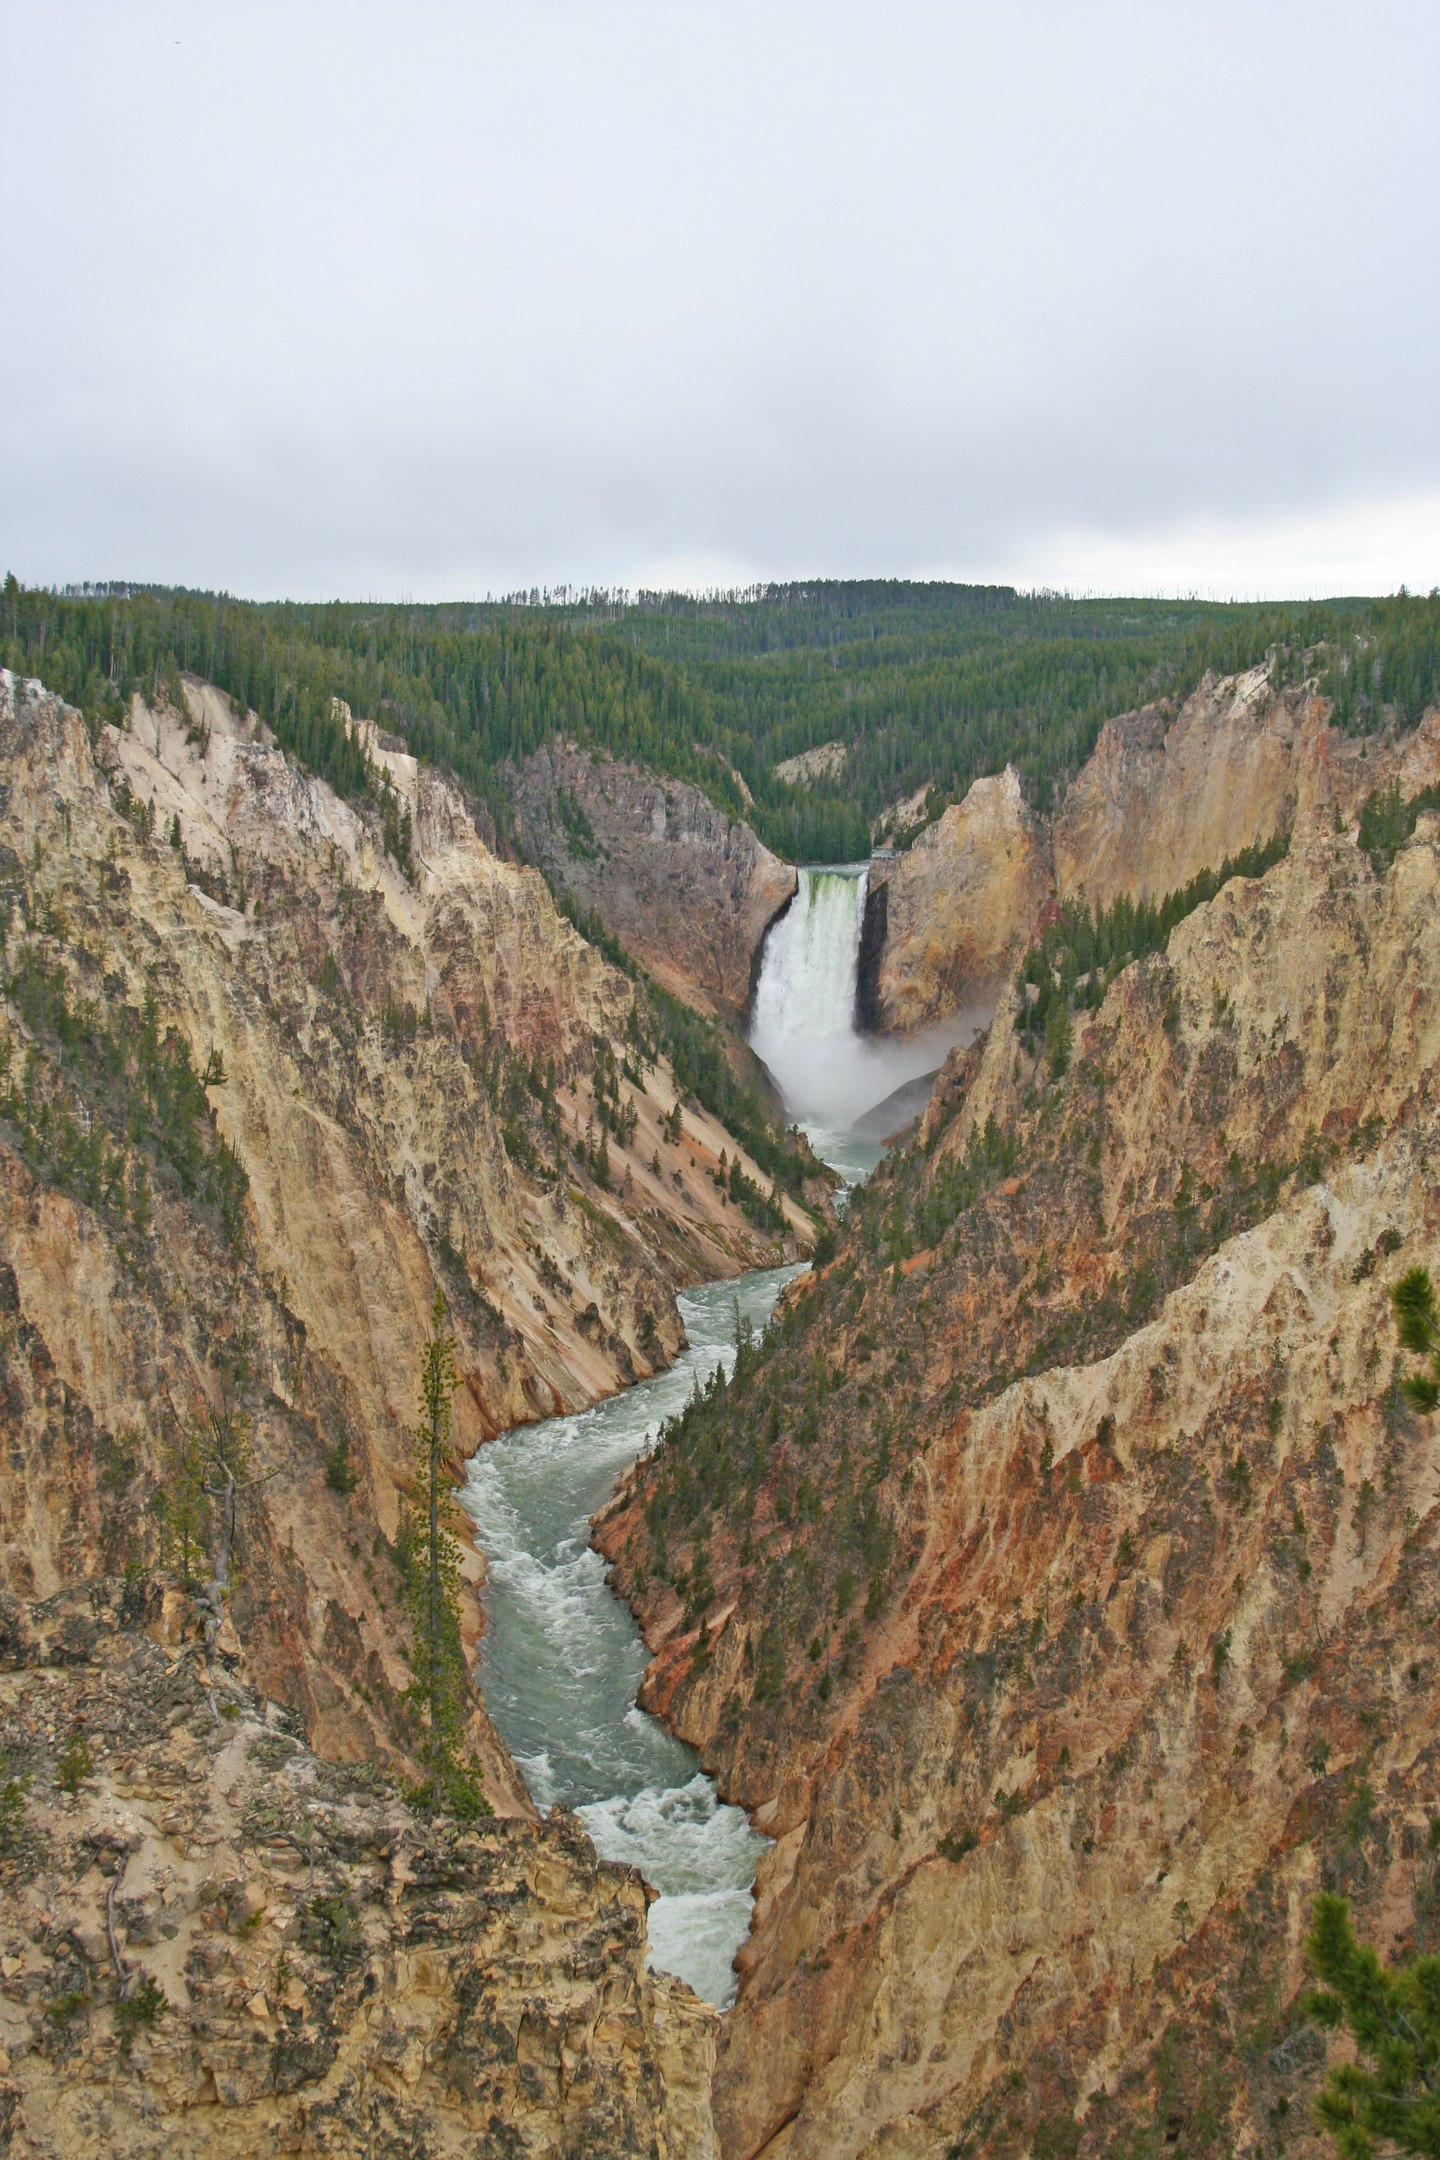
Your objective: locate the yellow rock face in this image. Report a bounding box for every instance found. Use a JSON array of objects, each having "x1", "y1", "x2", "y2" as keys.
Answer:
[
  {"x1": 868, "y1": 663, "x2": 1440, "y2": 1039},
  {"x1": 866, "y1": 766, "x2": 1051, "y2": 1033}
]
